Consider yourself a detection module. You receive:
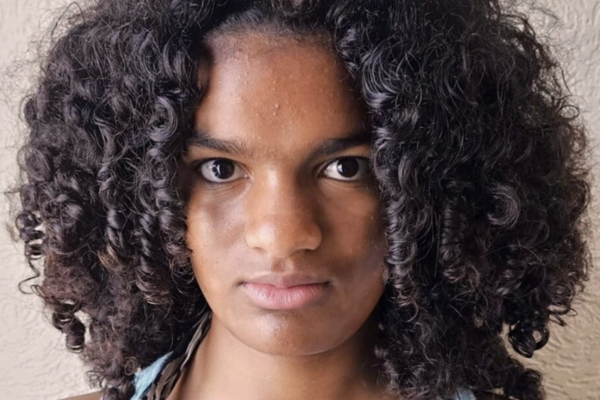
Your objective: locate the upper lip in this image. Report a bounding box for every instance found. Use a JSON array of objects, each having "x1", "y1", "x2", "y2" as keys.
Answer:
[{"x1": 245, "y1": 273, "x2": 328, "y2": 288}]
